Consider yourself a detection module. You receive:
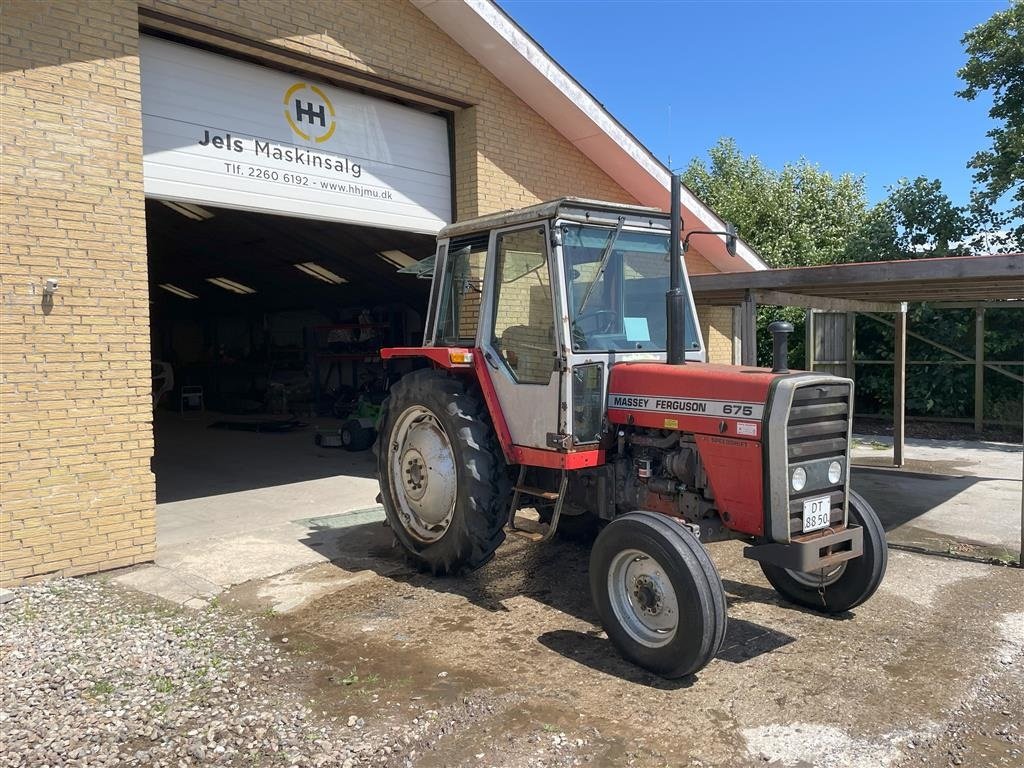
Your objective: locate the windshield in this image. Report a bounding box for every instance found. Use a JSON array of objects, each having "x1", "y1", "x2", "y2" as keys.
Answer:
[{"x1": 561, "y1": 224, "x2": 700, "y2": 353}]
